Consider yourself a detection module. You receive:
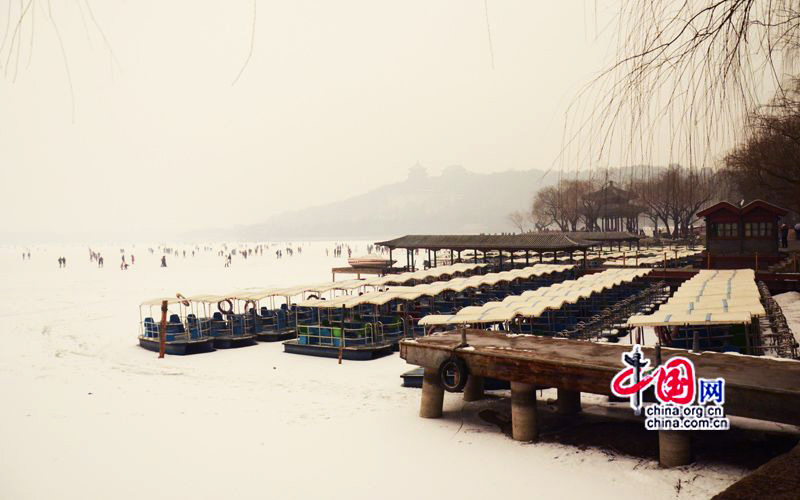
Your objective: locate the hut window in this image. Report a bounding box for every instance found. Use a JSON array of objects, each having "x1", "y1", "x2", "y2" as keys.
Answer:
[
  {"x1": 744, "y1": 222, "x2": 771, "y2": 237},
  {"x1": 713, "y1": 223, "x2": 738, "y2": 237}
]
